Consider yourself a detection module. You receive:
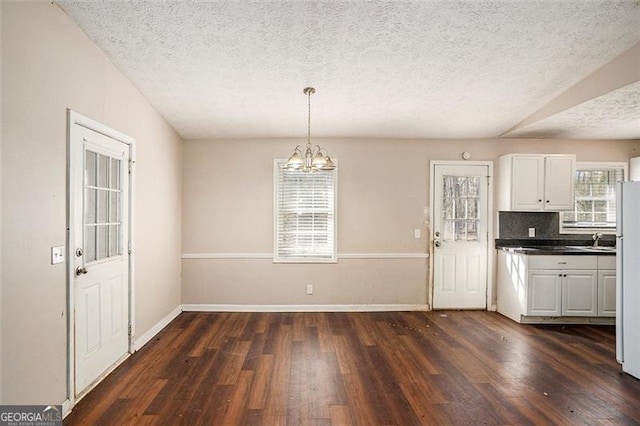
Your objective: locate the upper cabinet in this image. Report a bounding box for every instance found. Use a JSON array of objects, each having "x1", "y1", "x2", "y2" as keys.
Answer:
[{"x1": 498, "y1": 154, "x2": 575, "y2": 211}]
